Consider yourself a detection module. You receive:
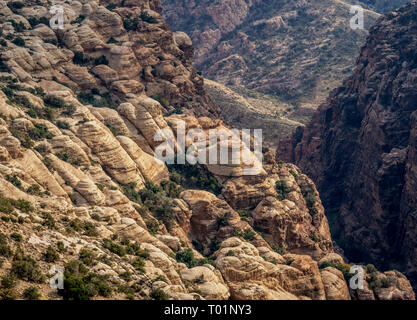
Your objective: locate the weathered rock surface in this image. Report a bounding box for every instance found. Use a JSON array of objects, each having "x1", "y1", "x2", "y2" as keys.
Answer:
[
  {"x1": 0, "y1": 0, "x2": 414, "y2": 301},
  {"x1": 278, "y1": 2, "x2": 417, "y2": 291}
]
